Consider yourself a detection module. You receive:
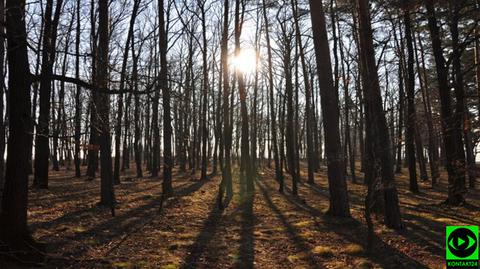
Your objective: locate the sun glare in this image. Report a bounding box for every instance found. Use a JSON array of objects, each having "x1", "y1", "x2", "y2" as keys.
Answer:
[{"x1": 230, "y1": 49, "x2": 259, "y2": 74}]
